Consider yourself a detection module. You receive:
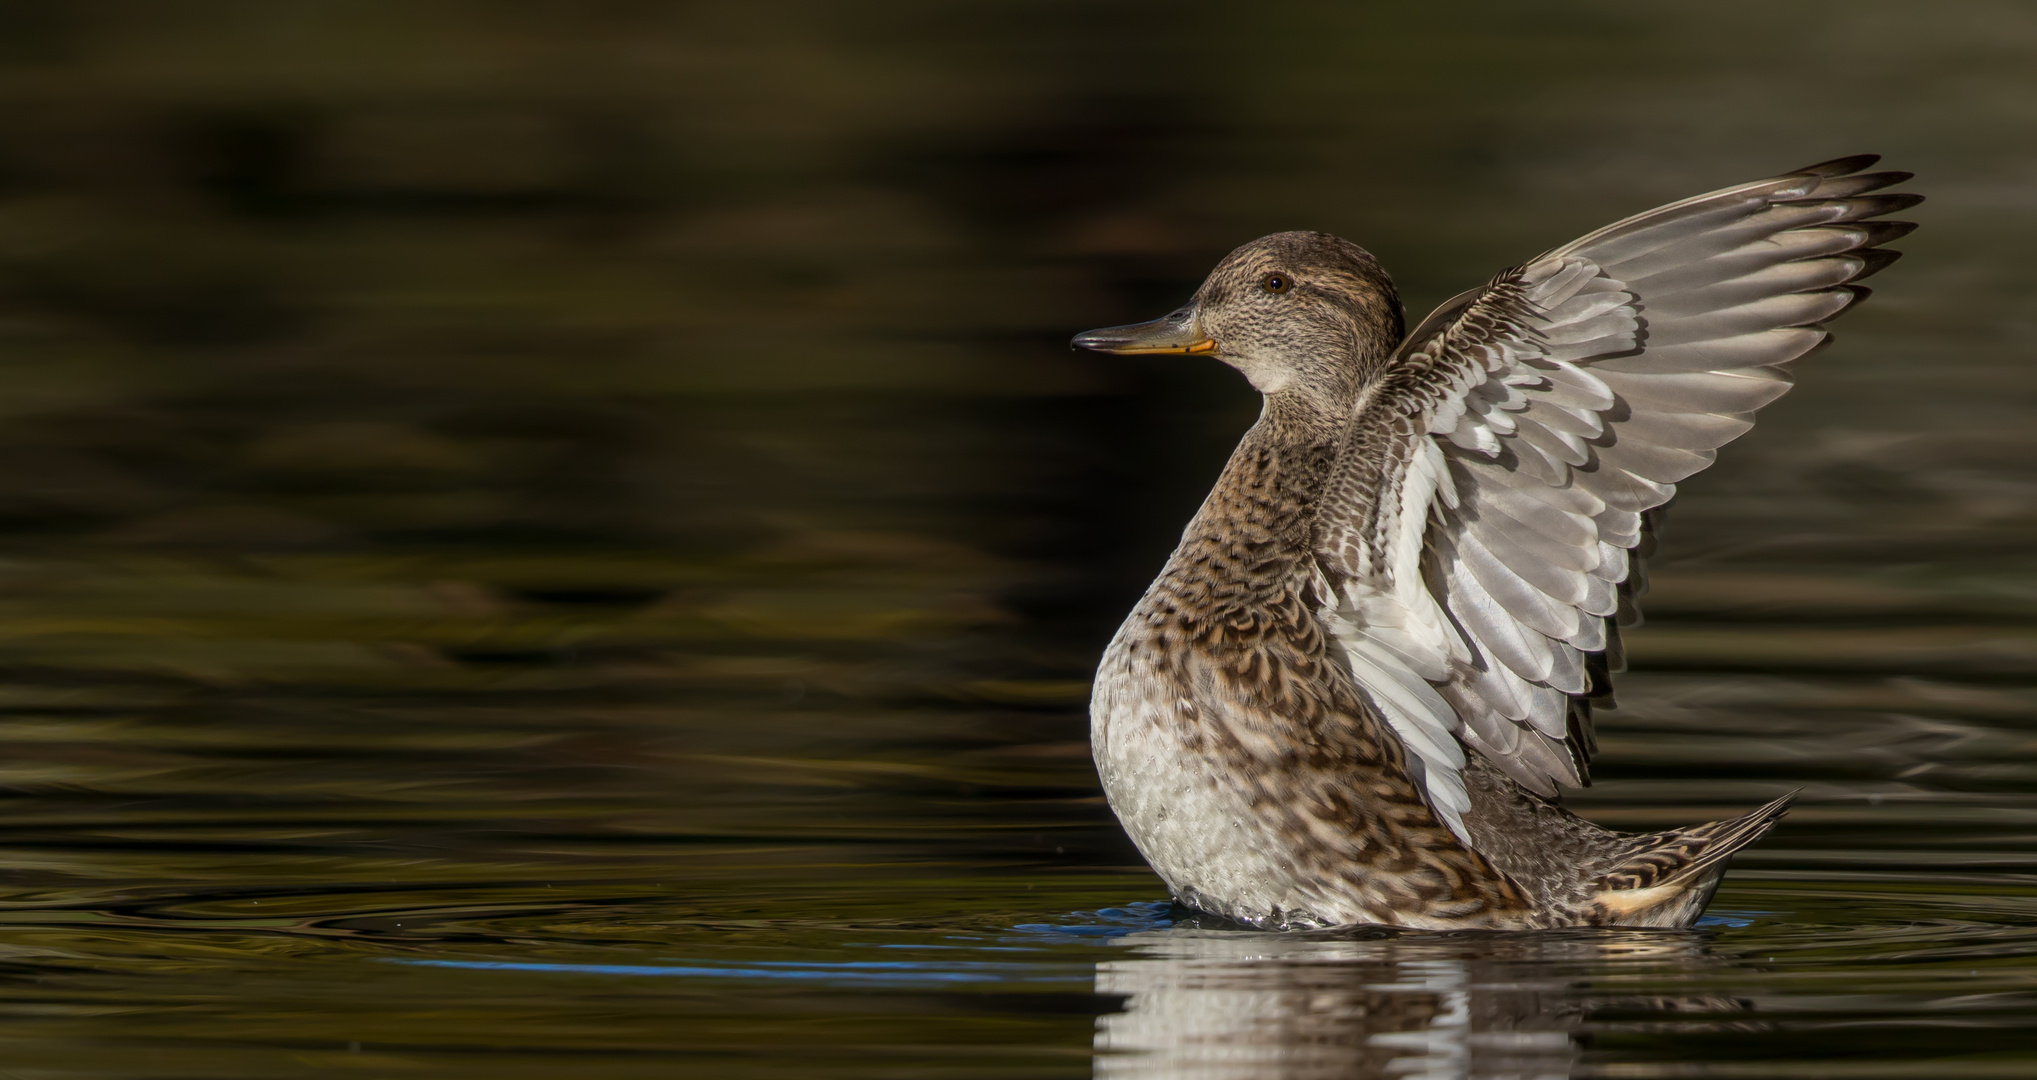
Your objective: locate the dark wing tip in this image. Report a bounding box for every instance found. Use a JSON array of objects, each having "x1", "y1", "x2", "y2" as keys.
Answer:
[
  {"x1": 1852, "y1": 247, "x2": 1905, "y2": 281},
  {"x1": 1794, "y1": 153, "x2": 1881, "y2": 177},
  {"x1": 1859, "y1": 192, "x2": 1926, "y2": 216},
  {"x1": 1858, "y1": 219, "x2": 1919, "y2": 246}
]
